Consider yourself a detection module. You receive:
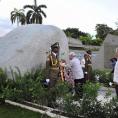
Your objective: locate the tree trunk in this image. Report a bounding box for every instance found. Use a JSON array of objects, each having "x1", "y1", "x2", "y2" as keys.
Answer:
[
  {"x1": 17, "y1": 17, "x2": 19, "y2": 26},
  {"x1": 34, "y1": 0, "x2": 37, "y2": 6}
]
